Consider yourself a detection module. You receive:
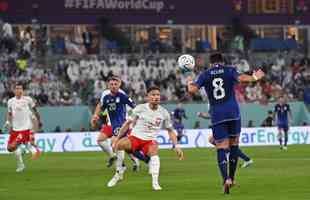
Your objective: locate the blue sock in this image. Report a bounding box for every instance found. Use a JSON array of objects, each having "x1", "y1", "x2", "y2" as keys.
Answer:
[
  {"x1": 229, "y1": 146, "x2": 239, "y2": 181},
  {"x1": 284, "y1": 131, "x2": 288, "y2": 146},
  {"x1": 238, "y1": 149, "x2": 250, "y2": 162},
  {"x1": 217, "y1": 148, "x2": 229, "y2": 182},
  {"x1": 279, "y1": 133, "x2": 283, "y2": 146},
  {"x1": 132, "y1": 151, "x2": 150, "y2": 163}
]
